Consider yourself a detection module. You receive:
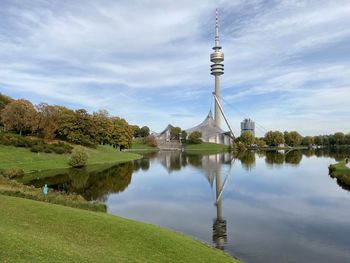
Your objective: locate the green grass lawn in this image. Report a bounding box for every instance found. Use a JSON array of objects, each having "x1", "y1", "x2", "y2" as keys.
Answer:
[
  {"x1": 0, "y1": 145, "x2": 141, "y2": 173},
  {"x1": 329, "y1": 161, "x2": 350, "y2": 176},
  {"x1": 329, "y1": 161, "x2": 350, "y2": 188},
  {"x1": 0, "y1": 195, "x2": 239, "y2": 263},
  {"x1": 130, "y1": 138, "x2": 159, "y2": 152},
  {"x1": 185, "y1": 142, "x2": 230, "y2": 154}
]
